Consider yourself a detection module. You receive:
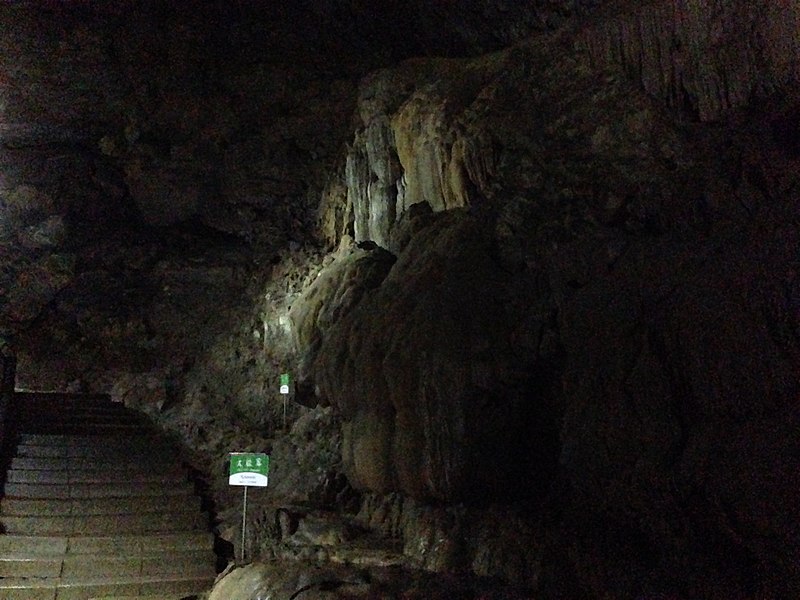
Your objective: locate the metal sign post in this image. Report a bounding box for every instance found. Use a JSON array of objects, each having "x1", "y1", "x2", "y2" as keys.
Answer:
[
  {"x1": 229, "y1": 452, "x2": 269, "y2": 563},
  {"x1": 241, "y1": 485, "x2": 248, "y2": 562}
]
